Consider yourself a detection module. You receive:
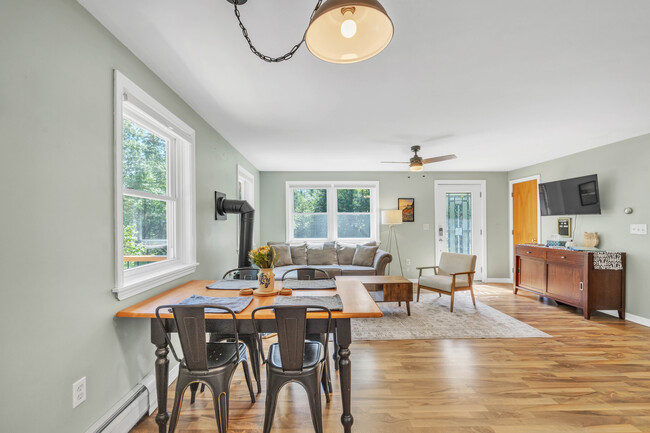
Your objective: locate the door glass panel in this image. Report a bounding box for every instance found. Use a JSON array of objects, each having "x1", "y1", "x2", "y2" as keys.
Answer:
[{"x1": 446, "y1": 193, "x2": 472, "y2": 254}]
